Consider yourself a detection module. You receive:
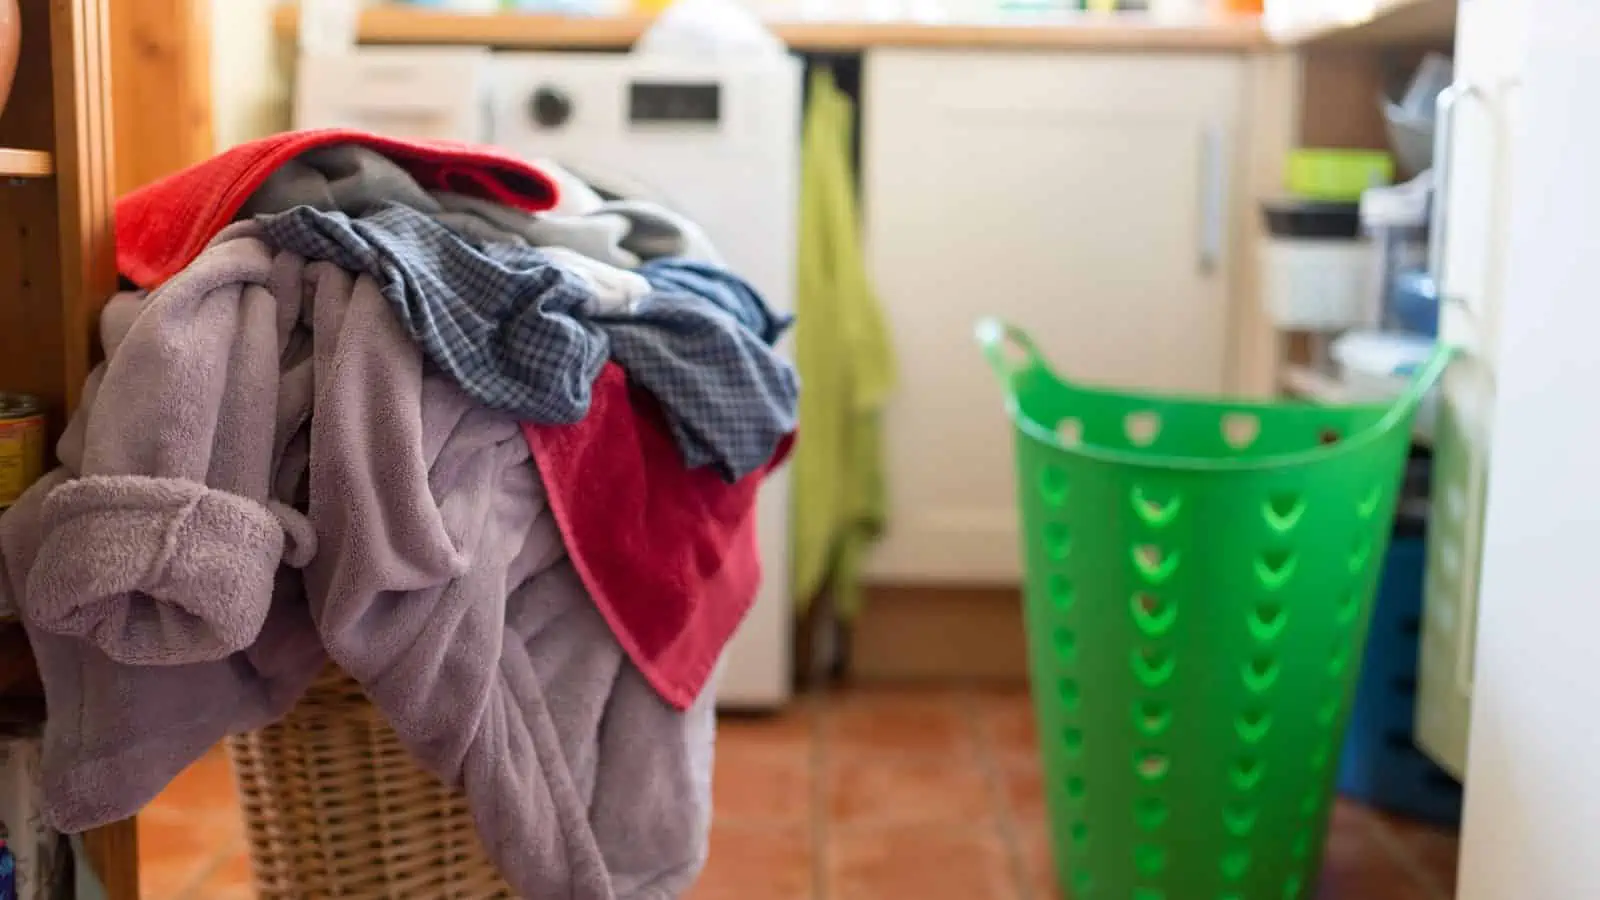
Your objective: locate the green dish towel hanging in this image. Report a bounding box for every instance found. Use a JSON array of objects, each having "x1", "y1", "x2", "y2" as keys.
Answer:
[{"x1": 791, "y1": 67, "x2": 896, "y2": 618}]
